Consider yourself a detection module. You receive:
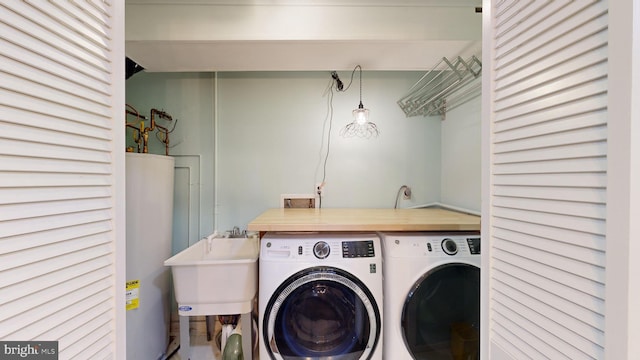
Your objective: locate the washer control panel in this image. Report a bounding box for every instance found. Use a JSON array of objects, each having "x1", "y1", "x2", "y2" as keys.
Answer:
[
  {"x1": 313, "y1": 241, "x2": 331, "y2": 259},
  {"x1": 261, "y1": 233, "x2": 380, "y2": 260},
  {"x1": 342, "y1": 240, "x2": 375, "y2": 258}
]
